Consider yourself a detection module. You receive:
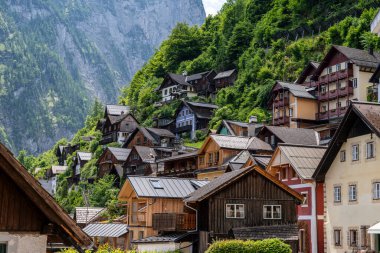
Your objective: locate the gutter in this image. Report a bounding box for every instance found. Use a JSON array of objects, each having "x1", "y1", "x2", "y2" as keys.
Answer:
[{"x1": 184, "y1": 202, "x2": 198, "y2": 233}]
